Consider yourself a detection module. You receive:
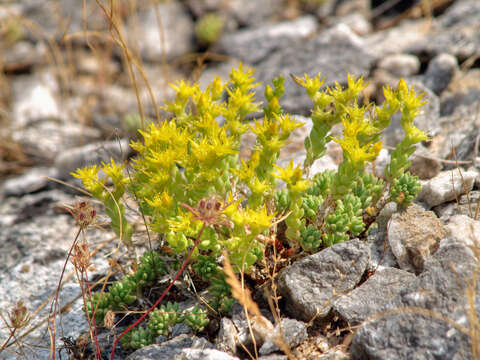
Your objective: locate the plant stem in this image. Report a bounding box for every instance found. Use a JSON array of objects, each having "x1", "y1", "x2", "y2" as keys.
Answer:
[
  {"x1": 50, "y1": 227, "x2": 82, "y2": 360},
  {"x1": 110, "y1": 223, "x2": 206, "y2": 360}
]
